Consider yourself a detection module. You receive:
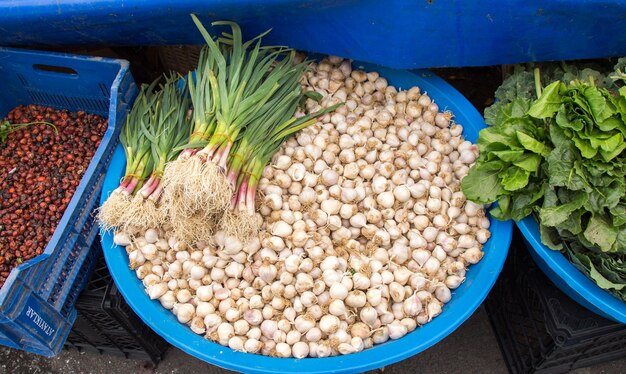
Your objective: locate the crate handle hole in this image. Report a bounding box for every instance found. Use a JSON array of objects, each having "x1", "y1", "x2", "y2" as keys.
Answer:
[{"x1": 33, "y1": 64, "x2": 78, "y2": 76}]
